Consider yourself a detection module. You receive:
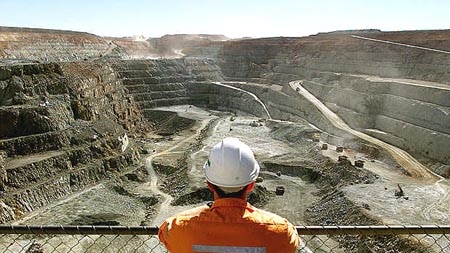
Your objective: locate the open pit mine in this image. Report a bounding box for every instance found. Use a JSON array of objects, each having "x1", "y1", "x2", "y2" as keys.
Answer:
[{"x1": 0, "y1": 26, "x2": 450, "y2": 252}]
